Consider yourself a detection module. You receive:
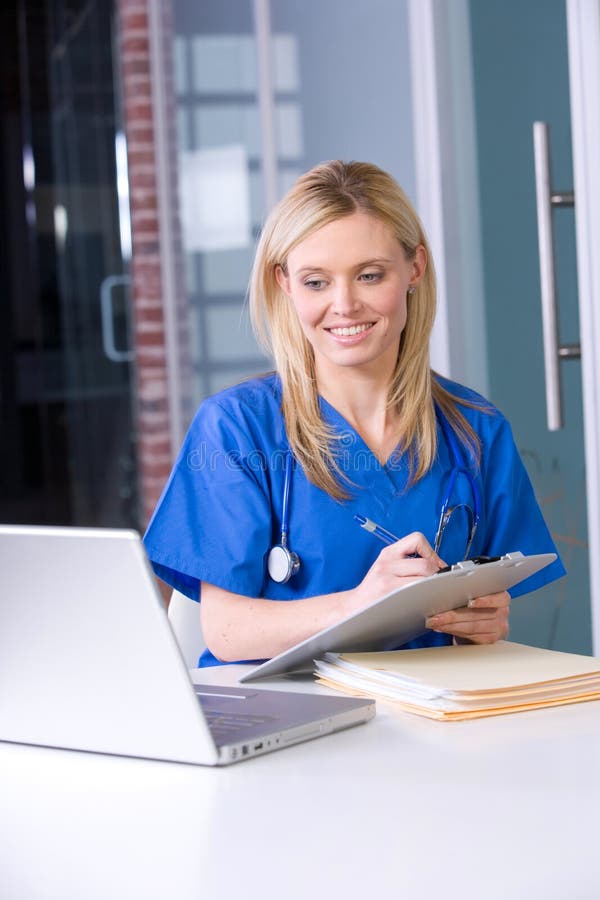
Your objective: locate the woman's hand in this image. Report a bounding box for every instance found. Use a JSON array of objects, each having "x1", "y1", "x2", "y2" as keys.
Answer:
[
  {"x1": 425, "y1": 591, "x2": 511, "y2": 644},
  {"x1": 351, "y1": 532, "x2": 445, "y2": 613}
]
